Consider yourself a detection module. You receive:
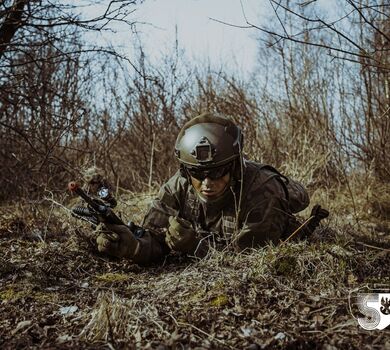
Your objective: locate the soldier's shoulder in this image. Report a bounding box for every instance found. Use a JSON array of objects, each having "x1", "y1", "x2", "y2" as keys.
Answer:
[
  {"x1": 242, "y1": 160, "x2": 287, "y2": 196},
  {"x1": 244, "y1": 160, "x2": 282, "y2": 183},
  {"x1": 162, "y1": 170, "x2": 189, "y2": 193}
]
